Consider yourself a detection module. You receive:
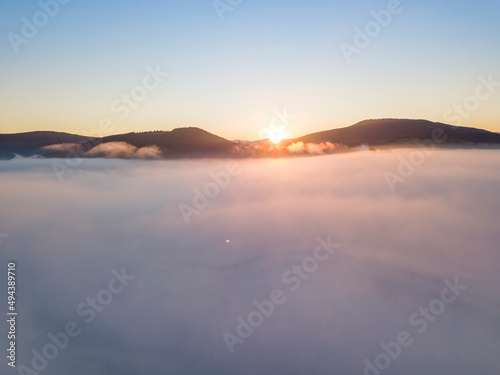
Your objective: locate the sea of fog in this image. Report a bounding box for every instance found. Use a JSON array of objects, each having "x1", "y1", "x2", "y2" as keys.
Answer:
[{"x1": 0, "y1": 149, "x2": 499, "y2": 375}]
